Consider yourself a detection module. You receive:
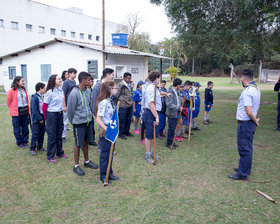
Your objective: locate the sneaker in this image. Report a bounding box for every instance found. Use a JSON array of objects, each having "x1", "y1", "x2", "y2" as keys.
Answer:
[
  {"x1": 173, "y1": 143, "x2": 180, "y2": 148},
  {"x1": 176, "y1": 137, "x2": 183, "y2": 142},
  {"x1": 144, "y1": 155, "x2": 154, "y2": 163},
  {"x1": 140, "y1": 139, "x2": 145, "y2": 144},
  {"x1": 109, "y1": 175, "x2": 119, "y2": 181},
  {"x1": 151, "y1": 154, "x2": 160, "y2": 160},
  {"x1": 37, "y1": 147, "x2": 47, "y2": 151},
  {"x1": 59, "y1": 154, "x2": 68, "y2": 159},
  {"x1": 18, "y1": 144, "x2": 25, "y2": 149},
  {"x1": 125, "y1": 132, "x2": 134, "y2": 137},
  {"x1": 73, "y1": 166, "x2": 85, "y2": 176},
  {"x1": 206, "y1": 119, "x2": 212, "y2": 124},
  {"x1": 84, "y1": 160, "x2": 98, "y2": 169},
  {"x1": 166, "y1": 144, "x2": 177, "y2": 149},
  {"x1": 23, "y1": 143, "x2": 29, "y2": 148},
  {"x1": 137, "y1": 128, "x2": 141, "y2": 132},
  {"x1": 134, "y1": 130, "x2": 140, "y2": 134},
  {"x1": 62, "y1": 138, "x2": 66, "y2": 143},
  {"x1": 30, "y1": 150, "x2": 37, "y2": 156},
  {"x1": 203, "y1": 121, "x2": 209, "y2": 125},
  {"x1": 118, "y1": 135, "x2": 127, "y2": 140},
  {"x1": 192, "y1": 127, "x2": 201, "y2": 131},
  {"x1": 49, "y1": 158, "x2": 57, "y2": 163}
]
